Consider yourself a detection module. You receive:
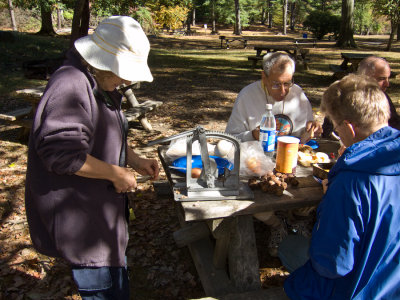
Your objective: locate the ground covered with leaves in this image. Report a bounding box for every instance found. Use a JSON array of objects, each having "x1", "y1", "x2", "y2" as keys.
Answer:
[{"x1": 1, "y1": 26, "x2": 400, "y2": 299}]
